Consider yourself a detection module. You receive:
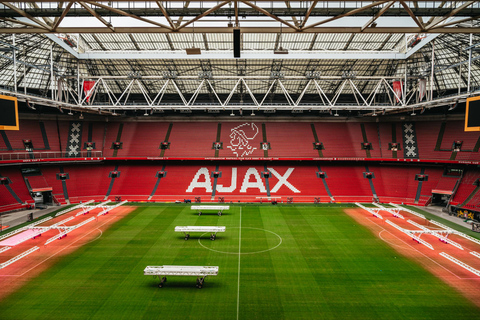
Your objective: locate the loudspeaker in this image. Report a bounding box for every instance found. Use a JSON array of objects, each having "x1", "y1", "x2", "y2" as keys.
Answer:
[{"x1": 233, "y1": 29, "x2": 241, "y2": 58}]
